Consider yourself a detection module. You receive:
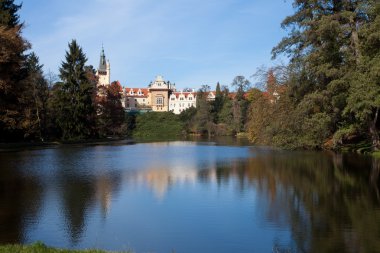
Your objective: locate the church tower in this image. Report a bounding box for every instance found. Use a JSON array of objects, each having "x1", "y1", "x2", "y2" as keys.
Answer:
[{"x1": 96, "y1": 46, "x2": 111, "y2": 87}]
